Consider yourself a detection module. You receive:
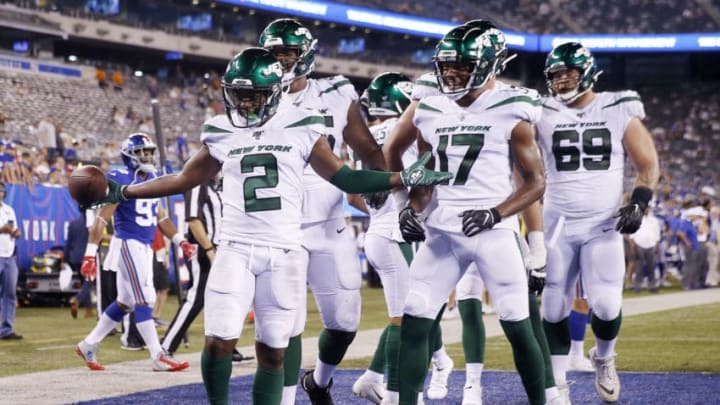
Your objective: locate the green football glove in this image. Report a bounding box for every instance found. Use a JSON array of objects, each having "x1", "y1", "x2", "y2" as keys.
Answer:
[{"x1": 400, "y1": 152, "x2": 453, "y2": 187}]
